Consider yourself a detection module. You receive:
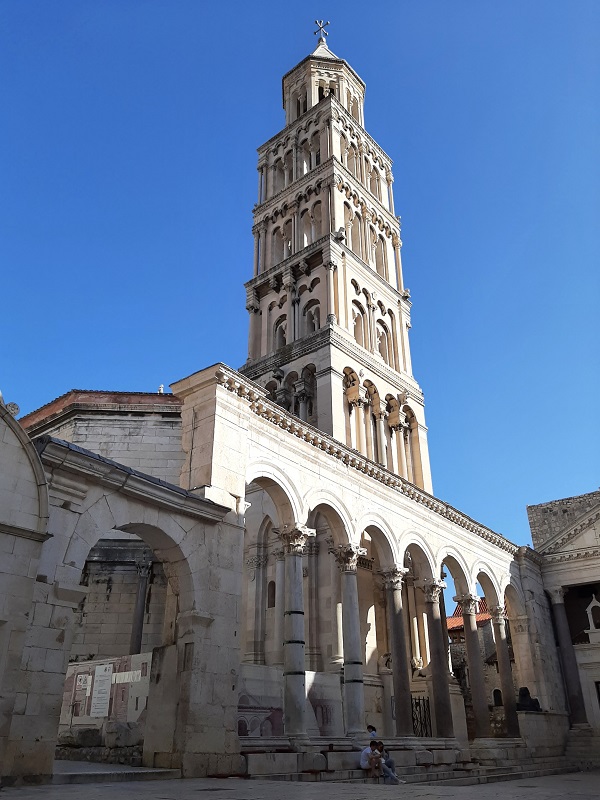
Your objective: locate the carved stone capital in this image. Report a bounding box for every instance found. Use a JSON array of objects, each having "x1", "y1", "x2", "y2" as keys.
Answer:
[
  {"x1": 455, "y1": 593, "x2": 479, "y2": 616},
  {"x1": 324, "y1": 260, "x2": 337, "y2": 272},
  {"x1": 421, "y1": 578, "x2": 446, "y2": 604},
  {"x1": 135, "y1": 561, "x2": 152, "y2": 579},
  {"x1": 329, "y1": 542, "x2": 367, "y2": 573},
  {"x1": 489, "y1": 604, "x2": 507, "y2": 624},
  {"x1": 246, "y1": 554, "x2": 269, "y2": 569},
  {"x1": 379, "y1": 566, "x2": 409, "y2": 591},
  {"x1": 548, "y1": 586, "x2": 567, "y2": 605},
  {"x1": 273, "y1": 524, "x2": 316, "y2": 555}
]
